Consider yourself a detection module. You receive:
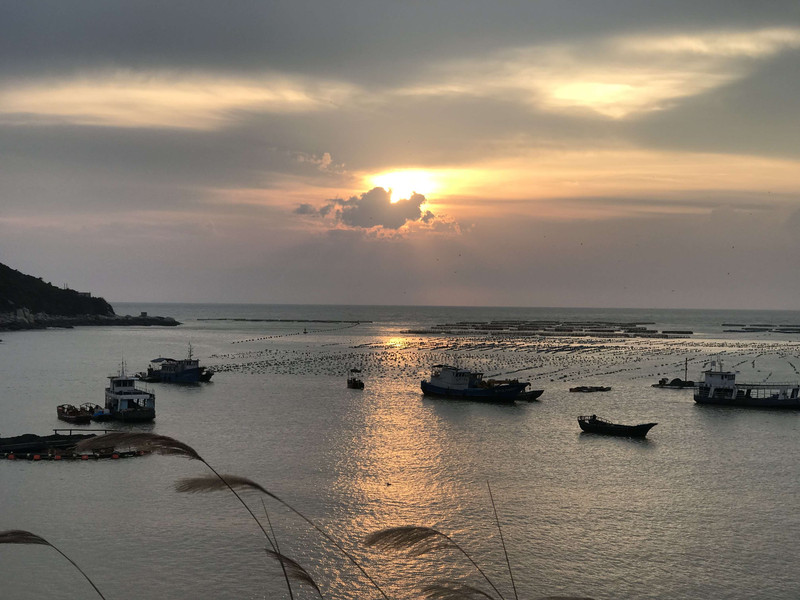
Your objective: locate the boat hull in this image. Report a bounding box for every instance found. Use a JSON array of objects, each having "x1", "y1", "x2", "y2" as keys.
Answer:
[
  {"x1": 694, "y1": 395, "x2": 800, "y2": 409},
  {"x1": 578, "y1": 418, "x2": 656, "y2": 438},
  {"x1": 144, "y1": 367, "x2": 213, "y2": 383},
  {"x1": 421, "y1": 380, "x2": 528, "y2": 402}
]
